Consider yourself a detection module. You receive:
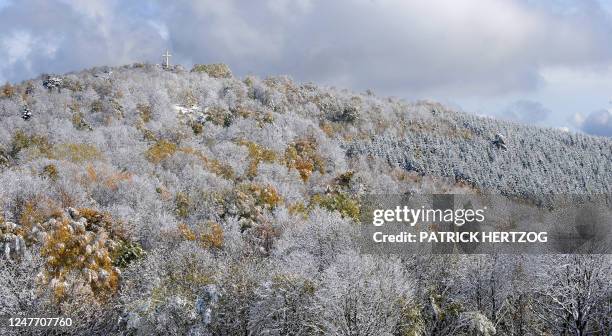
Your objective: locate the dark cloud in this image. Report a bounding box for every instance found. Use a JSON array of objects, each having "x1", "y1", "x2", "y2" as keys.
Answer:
[
  {"x1": 500, "y1": 100, "x2": 551, "y2": 124},
  {"x1": 577, "y1": 109, "x2": 612, "y2": 137},
  {"x1": 1, "y1": 0, "x2": 612, "y2": 98}
]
